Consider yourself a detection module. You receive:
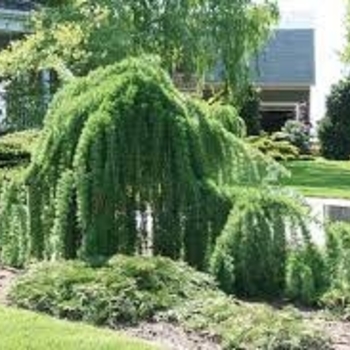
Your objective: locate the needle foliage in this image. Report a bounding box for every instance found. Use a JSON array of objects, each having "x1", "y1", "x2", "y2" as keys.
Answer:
[{"x1": 0, "y1": 57, "x2": 284, "y2": 268}]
